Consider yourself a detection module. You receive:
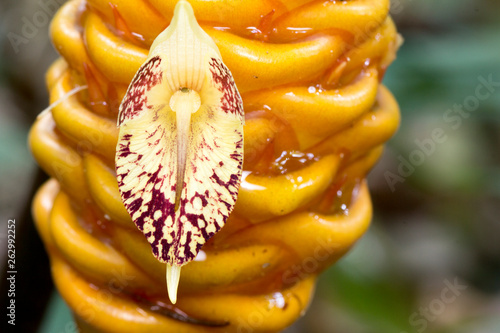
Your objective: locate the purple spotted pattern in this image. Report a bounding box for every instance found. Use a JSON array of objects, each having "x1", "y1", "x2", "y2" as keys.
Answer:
[
  {"x1": 209, "y1": 58, "x2": 244, "y2": 117},
  {"x1": 118, "y1": 56, "x2": 163, "y2": 126},
  {"x1": 116, "y1": 55, "x2": 244, "y2": 267}
]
